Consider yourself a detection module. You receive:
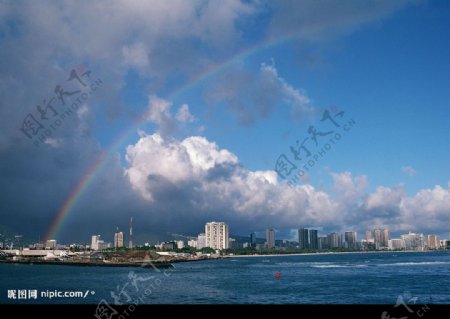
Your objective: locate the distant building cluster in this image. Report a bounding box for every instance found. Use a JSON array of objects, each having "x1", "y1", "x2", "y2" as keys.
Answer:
[
  {"x1": 237, "y1": 228, "x2": 448, "y2": 252},
  {"x1": 226, "y1": 227, "x2": 450, "y2": 252},
  {"x1": 360, "y1": 229, "x2": 444, "y2": 251},
  {"x1": 90, "y1": 224, "x2": 449, "y2": 252},
  {"x1": 91, "y1": 235, "x2": 107, "y2": 250},
  {"x1": 88, "y1": 226, "x2": 126, "y2": 251},
  {"x1": 89, "y1": 218, "x2": 133, "y2": 251},
  {"x1": 154, "y1": 222, "x2": 230, "y2": 252}
]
